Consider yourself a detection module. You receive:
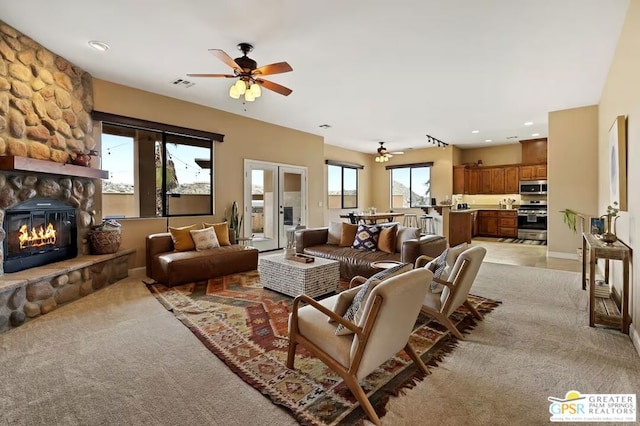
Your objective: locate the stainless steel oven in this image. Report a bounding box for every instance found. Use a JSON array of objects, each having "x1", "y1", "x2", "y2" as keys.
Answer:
[
  {"x1": 517, "y1": 200, "x2": 547, "y2": 241},
  {"x1": 519, "y1": 180, "x2": 547, "y2": 195}
]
